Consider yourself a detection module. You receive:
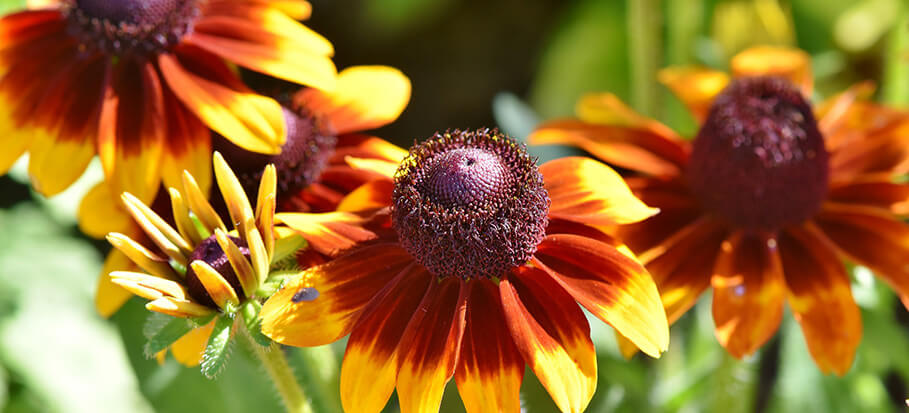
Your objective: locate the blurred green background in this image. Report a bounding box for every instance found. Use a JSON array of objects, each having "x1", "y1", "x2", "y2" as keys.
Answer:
[{"x1": 2, "y1": 0, "x2": 909, "y2": 411}]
